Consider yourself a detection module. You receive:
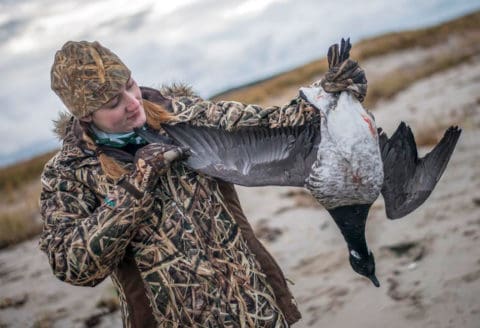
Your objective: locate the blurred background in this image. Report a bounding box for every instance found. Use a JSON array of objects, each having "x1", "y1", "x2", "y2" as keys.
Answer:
[
  {"x1": 1, "y1": 1, "x2": 480, "y2": 327},
  {"x1": 0, "y1": 0, "x2": 479, "y2": 166}
]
